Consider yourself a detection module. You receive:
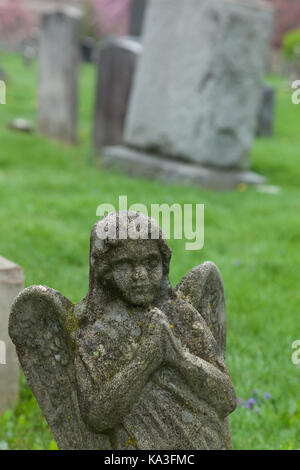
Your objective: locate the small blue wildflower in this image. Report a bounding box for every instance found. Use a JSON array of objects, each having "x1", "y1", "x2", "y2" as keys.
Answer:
[
  {"x1": 264, "y1": 392, "x2": 272, "y2": 400},
  {"x1": 246, "y1": 398, "x2": 256, "y2": 409}
]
